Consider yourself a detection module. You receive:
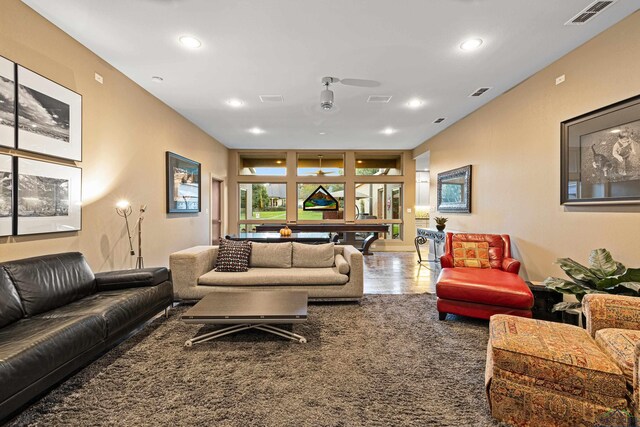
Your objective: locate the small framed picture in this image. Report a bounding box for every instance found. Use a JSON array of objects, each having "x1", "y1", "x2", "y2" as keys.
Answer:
[
  {"x1": 0, "y1": 56, "x2": 16, "y2": 149},
  {"x1": 16, "y1": 157, "x2": 82, "y2": 235},
  {"x1": 17, "y1": 65, "x2": 82, "y2": 161},
  {"x1": 561, "y1": 94, "x2": 640, "y2": 204},
  {"x1": 166, "y1": 152, "x2": 201, "y2": 213},
  {"x1": 0, "y1": 154, "x2": 12, "y2": 236}
]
